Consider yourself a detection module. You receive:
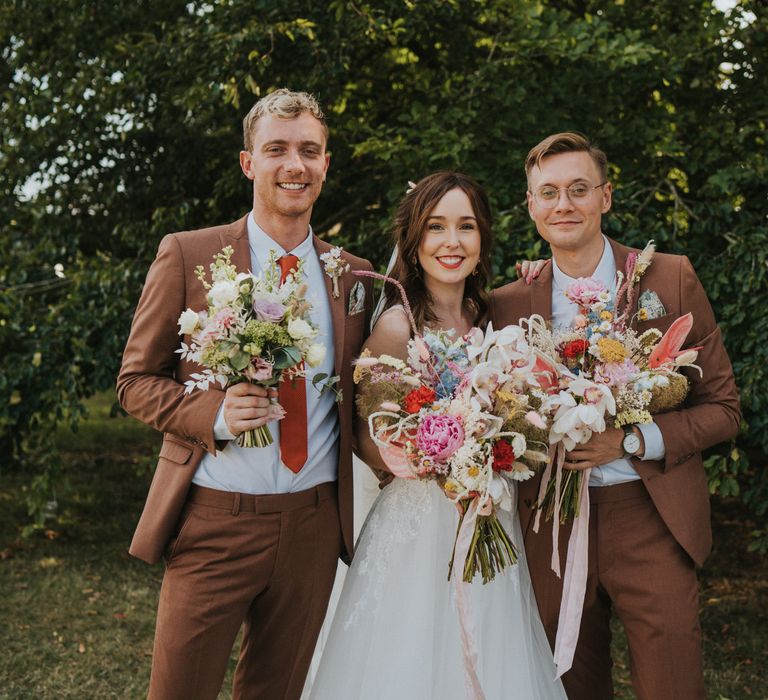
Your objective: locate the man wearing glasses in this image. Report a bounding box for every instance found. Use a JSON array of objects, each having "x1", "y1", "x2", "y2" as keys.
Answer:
[{"x1": 491, "y1": 132, "x2": 739, "y2": 699}]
